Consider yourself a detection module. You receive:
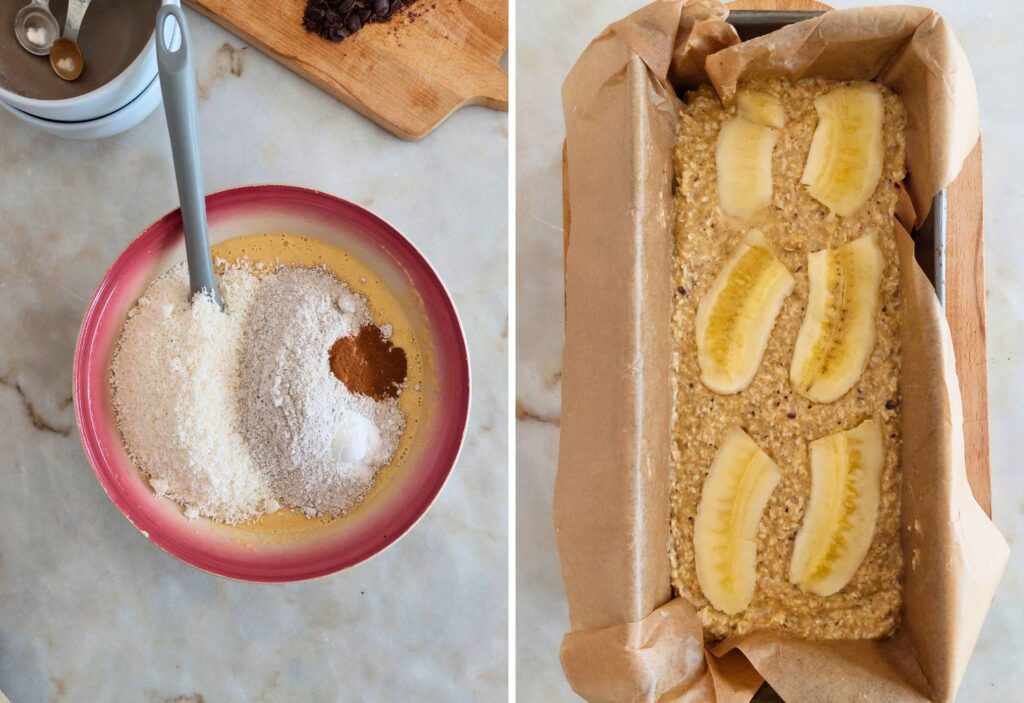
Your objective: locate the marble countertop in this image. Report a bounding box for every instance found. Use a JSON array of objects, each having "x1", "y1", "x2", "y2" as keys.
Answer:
[
  {"x1": 516, "y1": 0, "x2": 1023, "y2": 699},
  {"x1": 0, "y1": 10, "x2": 507, "y2": 702}
]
